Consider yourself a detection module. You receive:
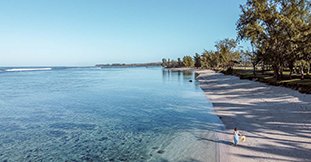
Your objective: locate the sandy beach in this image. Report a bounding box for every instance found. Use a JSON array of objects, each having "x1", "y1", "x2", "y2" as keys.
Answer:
[{"x1": 190, "y1": 69, "x2": 311, "y2": 162}]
